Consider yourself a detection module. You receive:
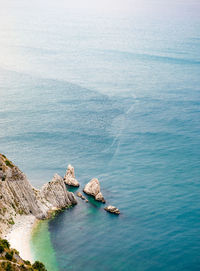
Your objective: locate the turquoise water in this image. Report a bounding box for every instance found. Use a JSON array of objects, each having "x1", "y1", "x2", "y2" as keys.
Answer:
[
  {"x1": 0, "y1": 0, "x2": 200, "y2": 270},
  {"x1": 30, "y1": 221, "x2": 59, "y2": 271}
]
